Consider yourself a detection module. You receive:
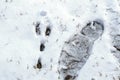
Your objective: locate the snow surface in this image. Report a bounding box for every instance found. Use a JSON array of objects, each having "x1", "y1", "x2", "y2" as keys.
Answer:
[{"x1": 0, "y1": 0, "x2": 120, "y2": 80}]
